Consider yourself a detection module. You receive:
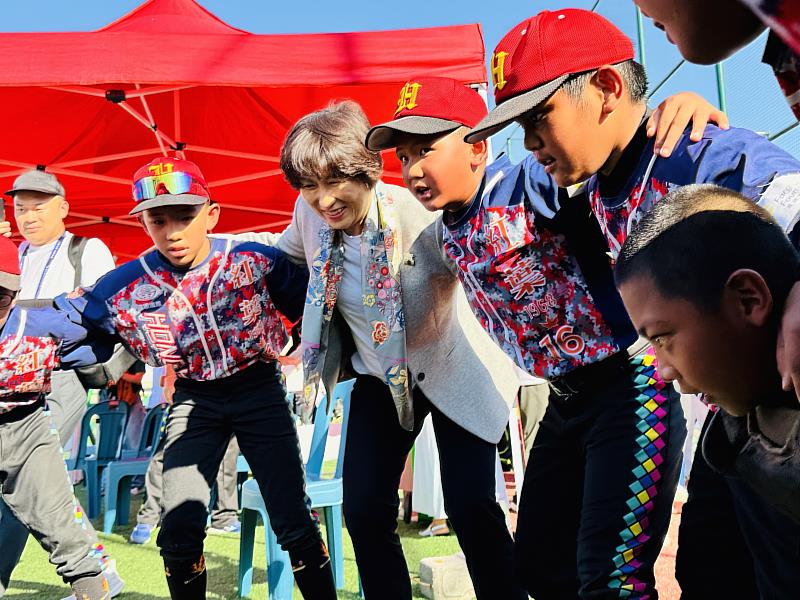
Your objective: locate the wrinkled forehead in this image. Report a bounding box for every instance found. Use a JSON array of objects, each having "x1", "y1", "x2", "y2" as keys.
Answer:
[{"x1": 13, "y1": 191, "x2": 60, "y2": 207}]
